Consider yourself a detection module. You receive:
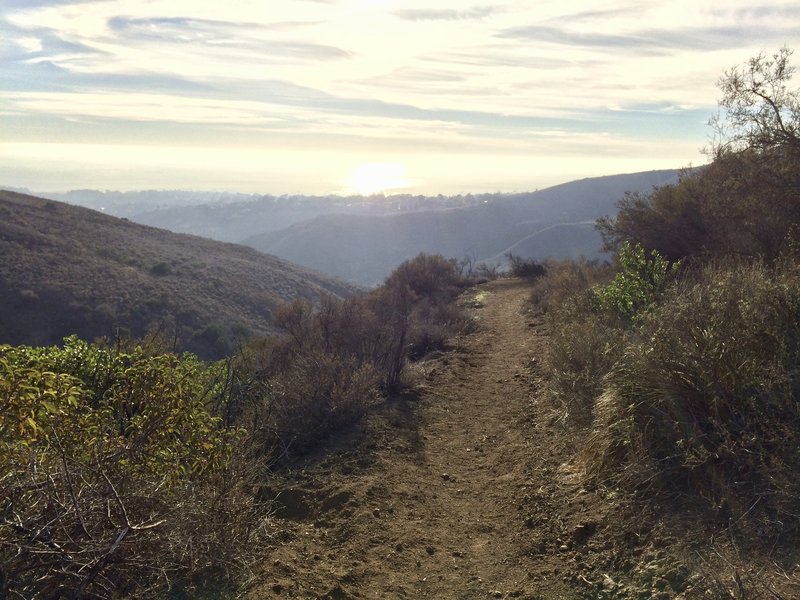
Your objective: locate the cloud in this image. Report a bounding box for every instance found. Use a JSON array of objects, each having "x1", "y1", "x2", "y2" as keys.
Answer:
[
  {"x1": 392, "y1": 6, "x2": 497, "y2": 22},
  {"x1": 108, "y1": 16, "x2": 351, "y2": 61},
  {"x1": 498, "y1": 24, "x2": 789, "y2": 54},
  {"x1": 546, "y1": 6, "x2": 645, "y2": 24},
  {"x1": 714, "y1": 4, "x2": 800, "y2": 20},
  {"x1": 2, "y1": 0, "x2": 112, "y2": 7},
  {"x1": 0, "y1": 19, "x2": 107, "y2": 61},
  {"x1": 422, "y1": 47, "x2": 578, "y2": 69},
  {"x1": 1, "y1": 0, "x2": 795, "y2": 194}
]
